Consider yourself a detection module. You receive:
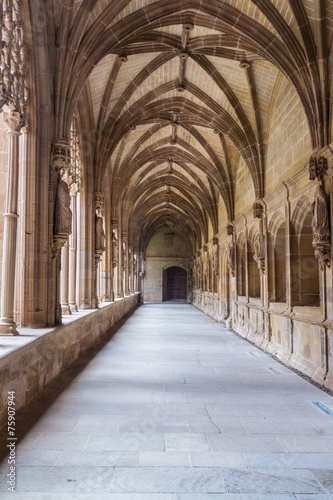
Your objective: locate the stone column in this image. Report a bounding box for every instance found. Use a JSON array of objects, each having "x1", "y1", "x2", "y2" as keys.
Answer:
[
  {"x1": 93, "y1": 192, "x2": 106, "y2": 308},
  {"x1": 0, "y1": 108, "x2": 21, "y2": 334},
  {"x1": 123, "y1": 233, "x2": 130, "y2": 296},
  {"x1": 111, "y1": 219, "x2": 118, "y2": 301},
  {"x1": 59, "y1": 160, "x2": 77, "y2": 316},
  {"x1": 68, "y1": 184, "x2": 78, "y2": 312},
  {"x1": 117, "y1": 228, "x2": 124, "y2": 298},
  {"x1": 129, "y1": 243, "x2": 134, "y2": 293},
  {"x1": 60, "y1": 240, "x2": 71, "y2": 314}
]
